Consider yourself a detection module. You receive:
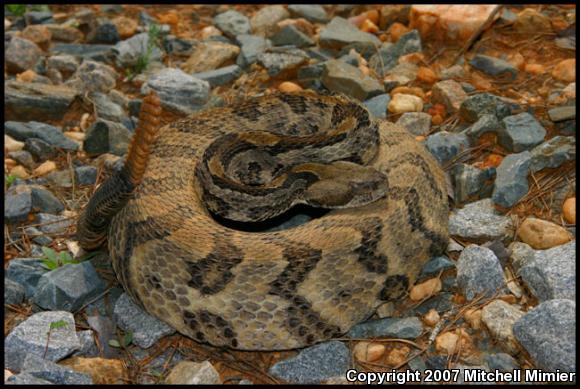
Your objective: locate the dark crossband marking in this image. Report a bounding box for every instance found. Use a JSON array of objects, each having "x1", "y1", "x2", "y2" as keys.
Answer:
[
  {"x1": 379, "y1": 275, "x2": 409, "y2": 301},
  {"x1": 183, "y1": 309, "x2": 239, "y2": 348},
  {"x1": 354, "y1": 218, "x2": 389, "y2": 274},
  {"x1": 384, "y1": 153, "x2": 444, "y2": 200}
]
